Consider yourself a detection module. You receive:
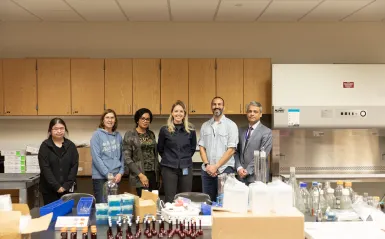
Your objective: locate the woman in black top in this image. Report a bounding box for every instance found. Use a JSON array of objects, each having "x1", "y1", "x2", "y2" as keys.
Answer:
[
  {"x1": 158, "y1": 100, "x2": 197, "y2": 203},
  {"x1": 38, "y1": 118, "x2": 79, "y2": 205}
]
